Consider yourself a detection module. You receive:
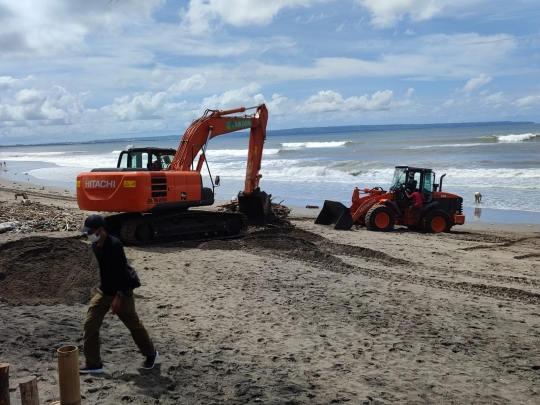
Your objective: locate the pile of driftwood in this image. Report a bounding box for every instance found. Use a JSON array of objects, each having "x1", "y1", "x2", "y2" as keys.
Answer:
[
  {"x1": 0, "y1": 200, "x2": 86, "y2": 234},
  {"x1": 217, "y1": 200, "x2": 293, "y2": 228}
]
